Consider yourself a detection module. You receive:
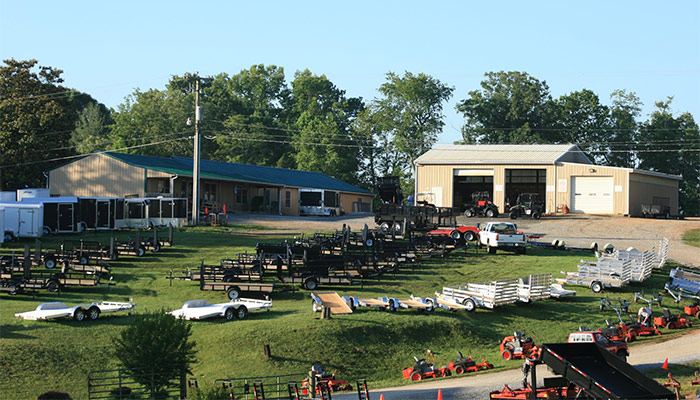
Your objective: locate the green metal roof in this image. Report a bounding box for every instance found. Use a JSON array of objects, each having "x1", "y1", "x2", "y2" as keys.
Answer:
[{"x1": 103, "y1": 152, "x2": 372, "y2": 194}]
